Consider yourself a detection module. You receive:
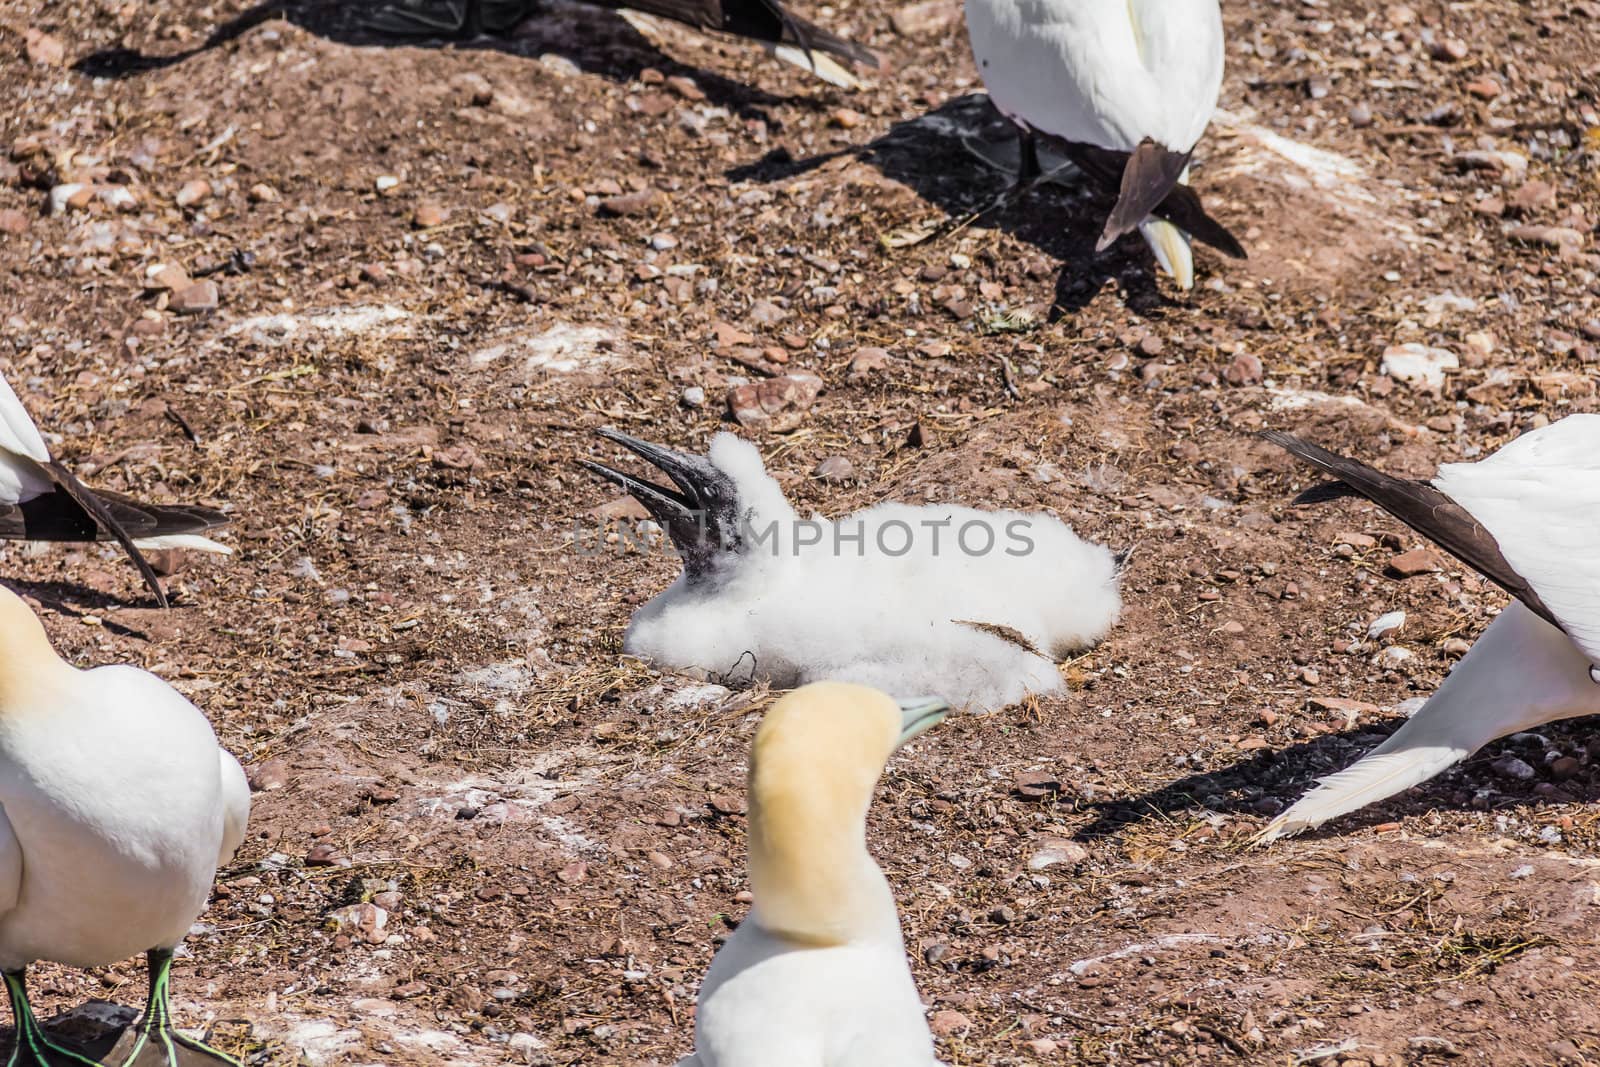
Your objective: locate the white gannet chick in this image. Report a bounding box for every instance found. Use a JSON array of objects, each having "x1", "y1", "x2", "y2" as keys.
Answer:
[
  {"x1": 580, "y1": 429, "x2": 1125, "y2": 712},
  {"x1": 1258, "y1": 419, "x2": 1600, "y2": 840},
  {"x1": 0, "y1": 585, "x2": 250, "y2": 1065},
  {"x1": 0, "y1": 373, "x2": 232, "y2": 609},
  {"x1": 369, "y1": 0, "x2": 879, "y2": 87},
  {"x1": 963, "y1": 0, "x2": 1246, "y2": 287},
  {"x1": 679, "y1": 682, "x2": 948, "y2": 1067}
]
